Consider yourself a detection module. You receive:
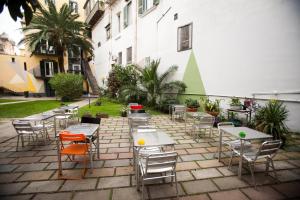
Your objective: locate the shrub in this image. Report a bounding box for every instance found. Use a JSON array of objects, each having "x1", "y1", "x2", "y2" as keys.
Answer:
[
  {"x1": 49, "y1": 73, "x2": 83, "y2": 101},
  {"x1": 185, "y1": 98, "x2": 200, "y2": 108},
  {"x1": 255, "y1": 100, "x2": 289, "y2": 140}
]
